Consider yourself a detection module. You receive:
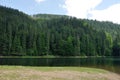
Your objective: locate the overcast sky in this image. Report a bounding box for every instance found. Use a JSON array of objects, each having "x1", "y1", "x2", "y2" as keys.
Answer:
[{"x1": 0, "y1": 0, "x2": 120, "y2": 24}]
